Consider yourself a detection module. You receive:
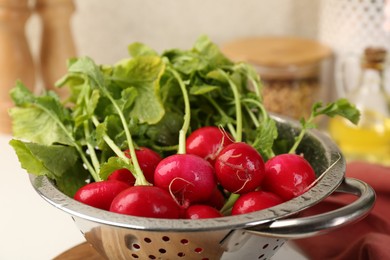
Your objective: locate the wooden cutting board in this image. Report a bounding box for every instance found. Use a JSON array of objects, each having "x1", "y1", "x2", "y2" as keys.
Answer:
[{"x1": 54, "y1": 242, "x2": 104, "y2": 260}]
